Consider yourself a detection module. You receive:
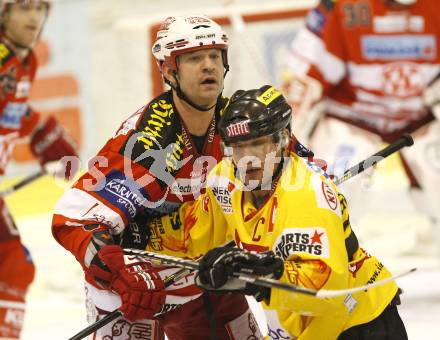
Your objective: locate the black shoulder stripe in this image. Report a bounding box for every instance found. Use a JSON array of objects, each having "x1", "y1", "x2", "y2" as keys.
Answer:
[
  {"x1": 345, "y1": 229, "x2": 359, "y2": 262},
  {"x1": 343, "y1": 218, "x2": 350, "y2": 231},
  {"x1": 338, "y1": 193, "x2": 348, "y2": 215}
]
